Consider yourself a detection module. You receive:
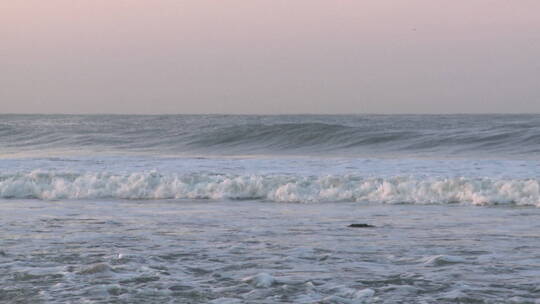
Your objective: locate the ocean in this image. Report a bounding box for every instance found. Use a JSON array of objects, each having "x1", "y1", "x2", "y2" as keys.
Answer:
[{"x1": 1, "y1": 114, "x2": 539, "y2": 303}]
